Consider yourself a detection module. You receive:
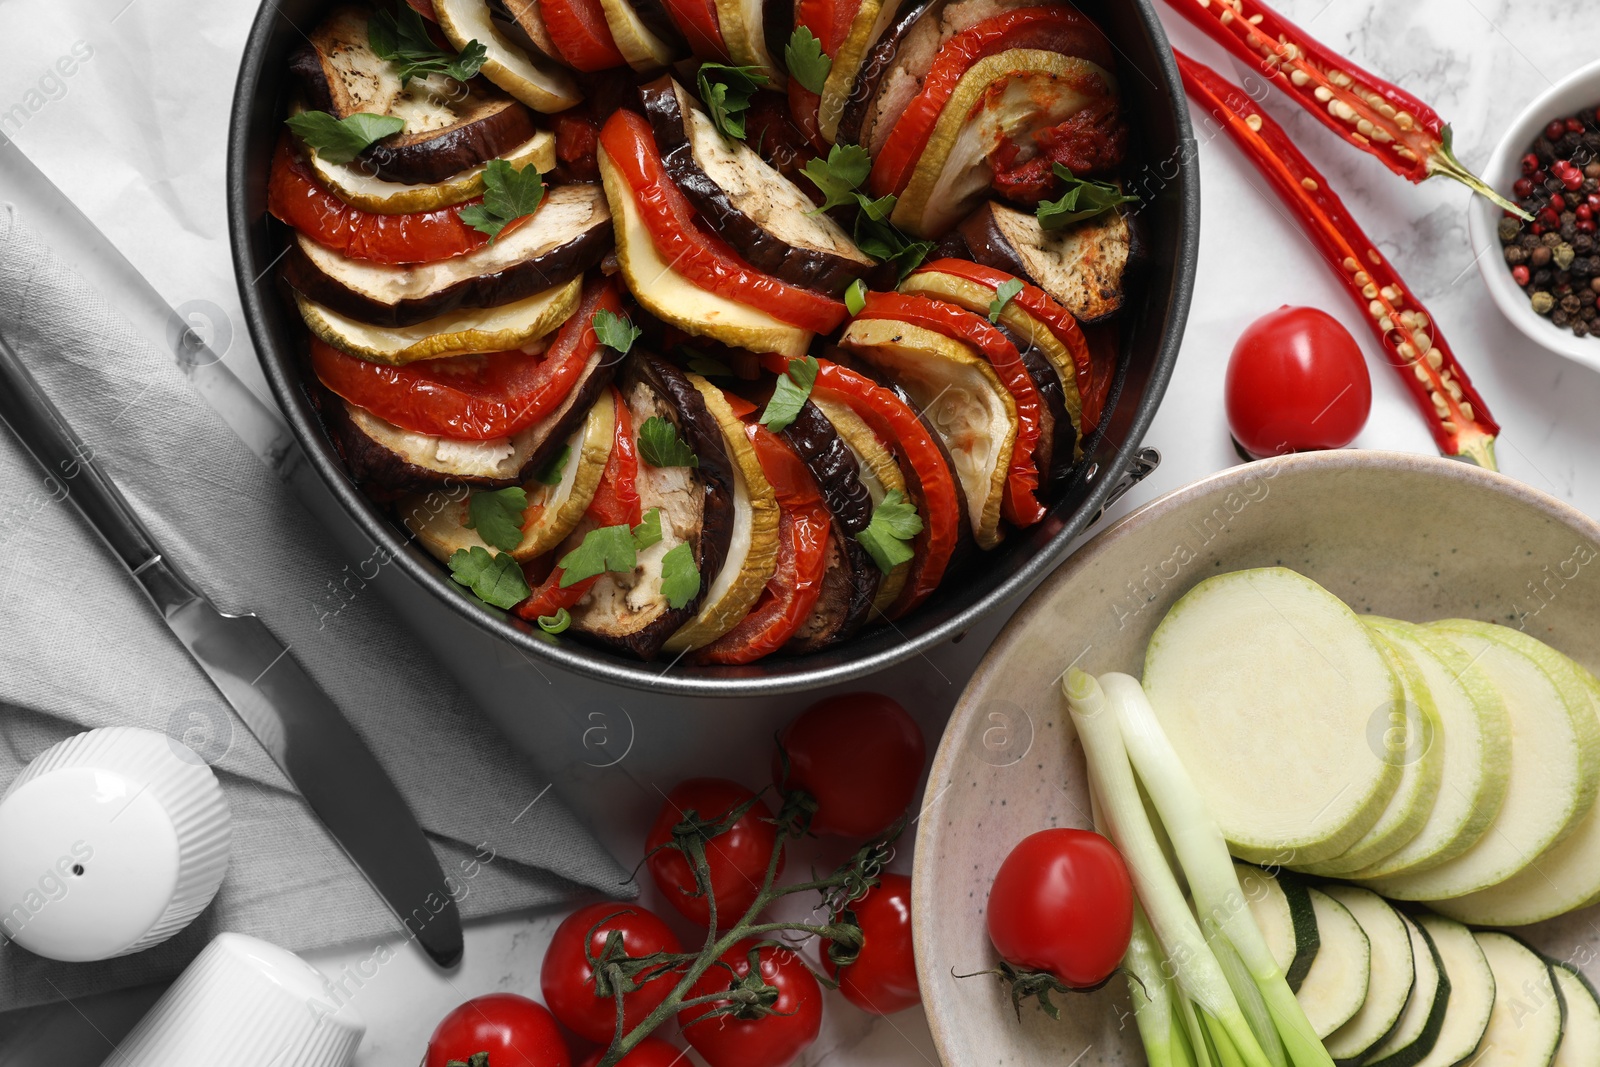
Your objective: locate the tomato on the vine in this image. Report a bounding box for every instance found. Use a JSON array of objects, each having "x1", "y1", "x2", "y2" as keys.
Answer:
[
  {"x1": 823, "y1": 873, "x2": 920, "y2": 1014},
  {"x1": 576, "y1": 1037, "x2": 690, "y2": 1067},
  {"x1": 645, "y1": 779, "x2": 781, "y2": 926},
  {"x1": 1225, "y1": 305, "x2": 1371, "y2": 458},
  {"x1": 677, "y1": 941, "x2": 823, "y2": 1067},
  {"x1": 774, "y1": 693, "x2": 926, "y2": 839},
  {"x1": 540, "y1": 902, "x2": 683, "y2": 1045},
  {"x1": 986, "y1": 829, "x2": 1134, "y2": 989},
  {"x1": 424, "y1": 993, "x2": 570, "y2": 1067}
]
